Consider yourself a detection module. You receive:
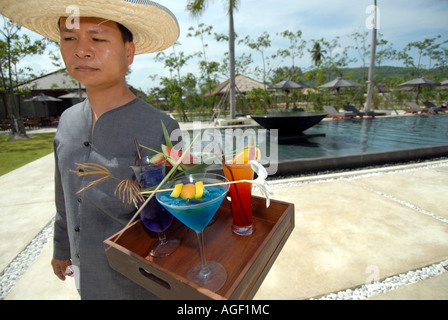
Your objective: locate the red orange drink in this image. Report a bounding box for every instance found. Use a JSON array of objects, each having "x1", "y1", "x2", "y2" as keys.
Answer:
[
  {"x1": 222, "y1": 162, "x2": 254, "y2": 235},
  {"x1": 222, "y1": 144, "x2": 260, "y2": 235}
]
